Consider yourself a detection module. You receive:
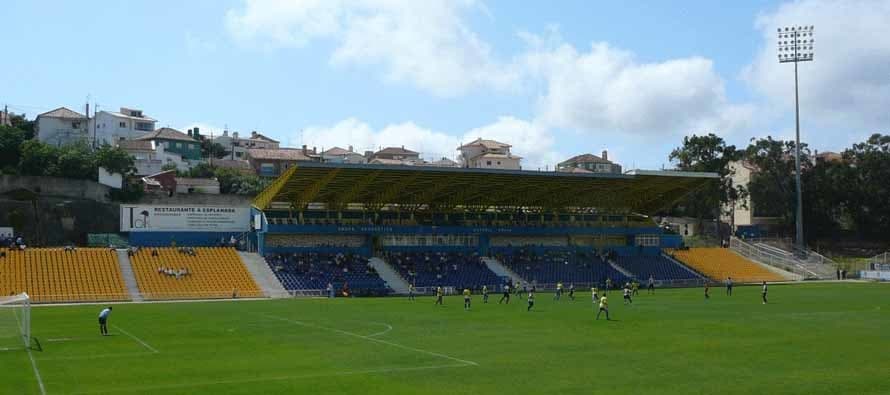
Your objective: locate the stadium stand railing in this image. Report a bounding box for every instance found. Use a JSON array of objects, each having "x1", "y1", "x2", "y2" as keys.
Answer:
[
  {"x1": 129, "y1": 247, "x2": 263, "y2": 300},
  {"x1": 0, "y1": 248, "x2": 129, "y2": 303},
  {"x1": 666, "y1": 247, "x2": 788, "y2": 283},
  {"x1": 729, "y1": 237, "x2": 825, "y2": 279}
]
